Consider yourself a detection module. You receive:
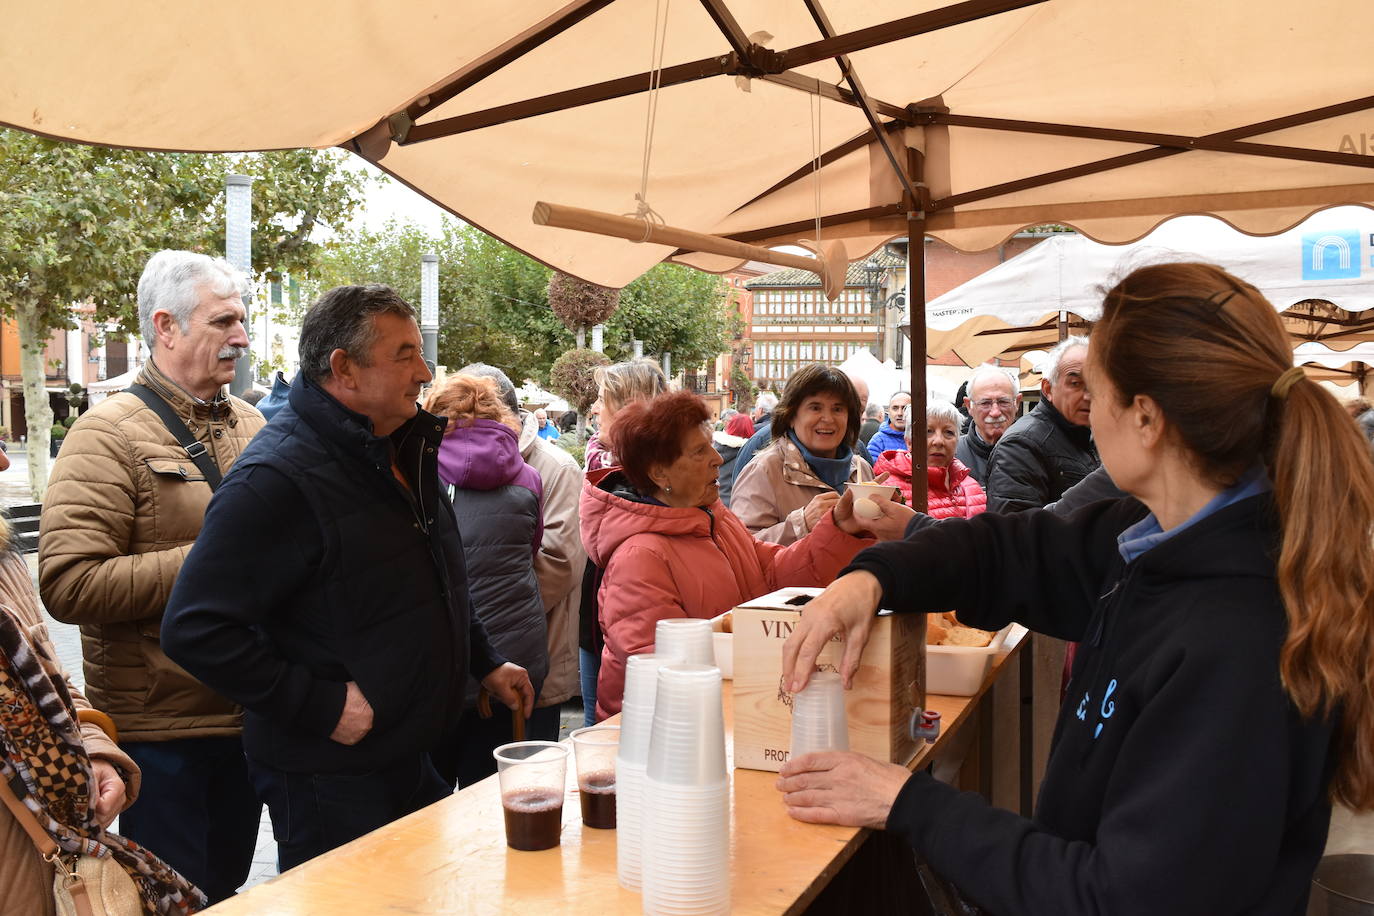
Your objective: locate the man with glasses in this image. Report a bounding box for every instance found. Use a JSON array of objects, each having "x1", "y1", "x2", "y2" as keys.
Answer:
[
  {"x1": 957, "y1": 365, "x2": 1022, "y2": 485},
  {"x1": 984, "y1": 336, "x2": 1100, "y2": 513}
]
